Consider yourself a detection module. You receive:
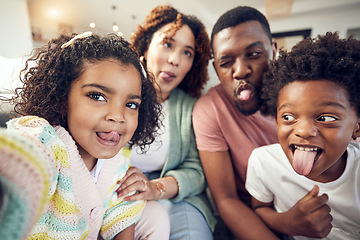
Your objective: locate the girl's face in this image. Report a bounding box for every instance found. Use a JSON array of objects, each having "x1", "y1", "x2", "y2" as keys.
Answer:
[
  {"x1": 276, "y1": 80, "x2": 360, "y2": 183},
  {"x1": 67, "y1": 58, "x2": 142, "y2": 169},
  {"x1": 144, "y1": 23, "x2": 195, "y2": 102}
]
